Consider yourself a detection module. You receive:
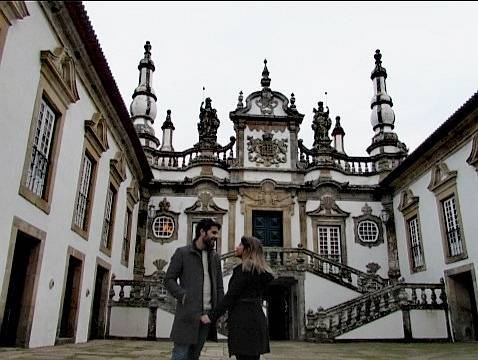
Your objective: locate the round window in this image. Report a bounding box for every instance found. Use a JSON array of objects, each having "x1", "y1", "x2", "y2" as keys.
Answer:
[
  {"x1": 152, "y1": 216, "x2": 175, "y2": 238},
  {"x1": 358, "y1": 220, "x2": 379, "y2": 243}
]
